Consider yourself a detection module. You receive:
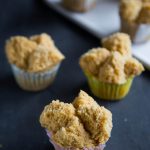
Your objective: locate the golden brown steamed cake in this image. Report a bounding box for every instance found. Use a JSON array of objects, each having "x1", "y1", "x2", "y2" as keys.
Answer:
[
  {"x1": 40, "y1": 91, "x2": 113, "y2": 148},
  {"x1": 80, "y1": 33, "x2": 144, "y2": 85},
  {"x1": 5, "y1": 33, "x2": 65, "y2": 72}
]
